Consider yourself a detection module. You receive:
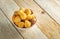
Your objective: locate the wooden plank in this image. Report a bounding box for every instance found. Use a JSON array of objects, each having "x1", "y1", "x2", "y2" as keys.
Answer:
[
  {"x1": 0, "y1": 0, "x2": 19, "y2": 21},
  {"x1": 54, "y1": 0, "x2": 60, "y2": 6},
  {"x1": 0, "y1": 0, "x2": 48, "y2": 39},
  {"x1": 0, "y1": 9, "x2": 23, "y2": 39},
  {"x1": 19, "y1": 24, "x2": 48, "y2": 39},
  {"x1": 14, "y1": 0, "x2": 60, "y2": 39},
  {"x1": 35, "y1": 0, "x2": 60, "y2": 24}
]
